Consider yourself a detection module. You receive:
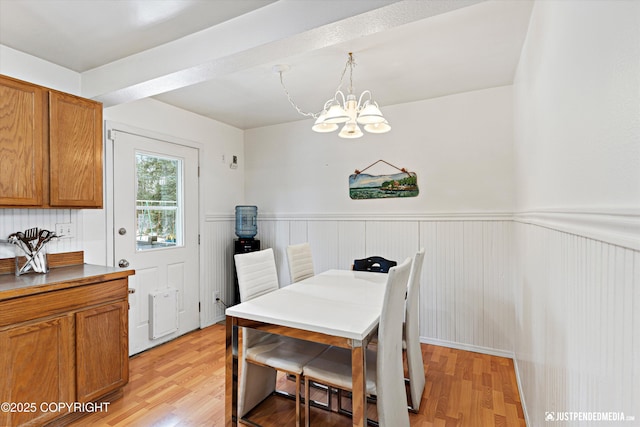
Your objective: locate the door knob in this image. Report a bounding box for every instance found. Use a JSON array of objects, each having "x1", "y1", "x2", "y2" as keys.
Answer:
[{"x1": 118, "y1": 259, "x2": 130, "y2": 268}]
